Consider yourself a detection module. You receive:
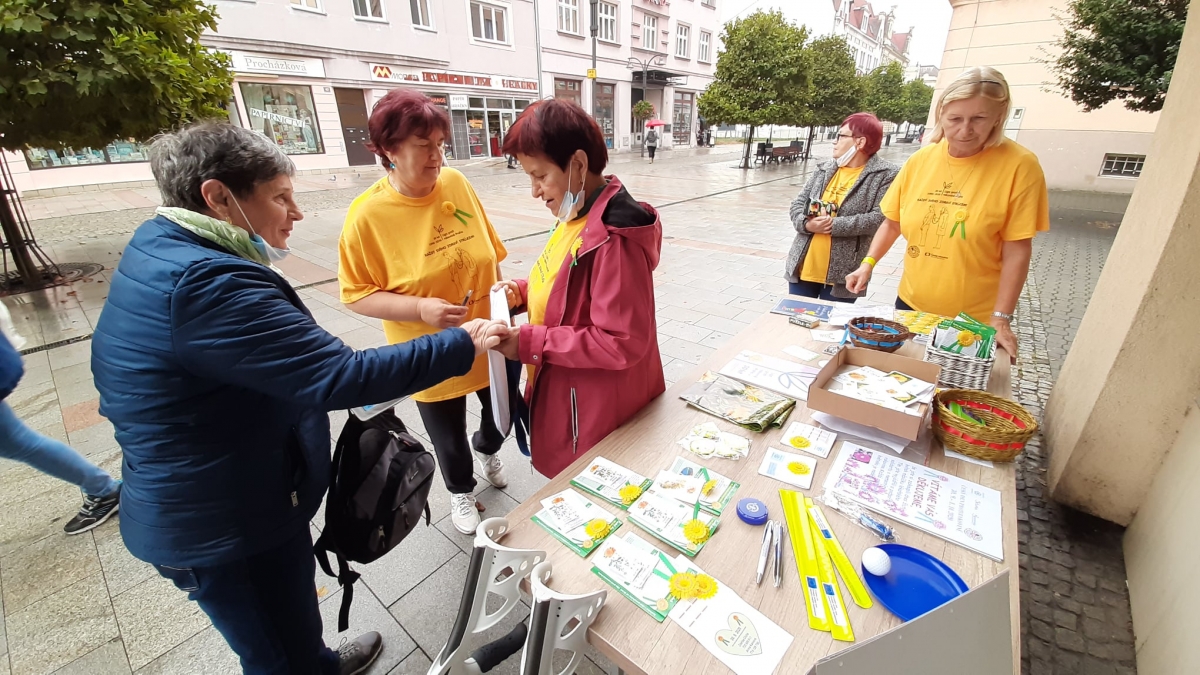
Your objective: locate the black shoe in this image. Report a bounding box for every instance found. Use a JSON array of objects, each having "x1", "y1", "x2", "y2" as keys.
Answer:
[
  {"x1": 64, "y1": 481, "x2": 121, "y2": 535},
  {"x1": 338, "y1": 631, "x2": 383, "y2": 675}
]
